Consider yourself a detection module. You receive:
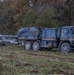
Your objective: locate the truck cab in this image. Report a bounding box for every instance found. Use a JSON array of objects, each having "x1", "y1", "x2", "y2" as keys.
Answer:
[{"x1": 60, "y1": 26, "x2": 74, "y2": 53}]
